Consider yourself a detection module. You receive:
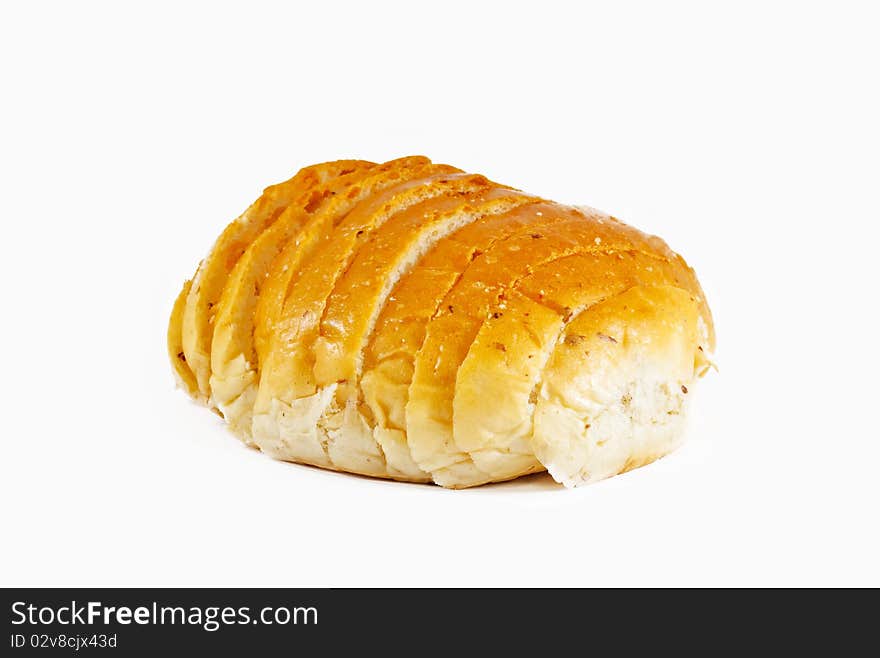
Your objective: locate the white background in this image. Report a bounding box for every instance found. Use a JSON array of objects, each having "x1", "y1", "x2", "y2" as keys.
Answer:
[{"x1": 2, "y1": 1, "x2": 878, "y2": 587}]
